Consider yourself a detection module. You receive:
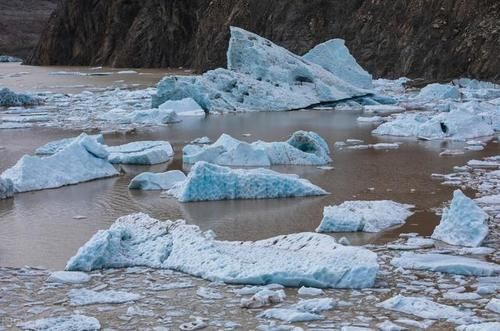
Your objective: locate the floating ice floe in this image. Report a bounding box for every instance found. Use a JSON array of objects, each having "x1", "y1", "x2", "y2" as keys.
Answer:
[
  {"x1": 35, "y1": 134, "x2": 104, "y2": 155},
  {"x1": 183, "y1": 131, "x2": 331, "y2": 166},
  {"x1": 316, "y1": 200, "x2": 414, "y2": 233},
  {"x1": 0, "y1": 55, "x2": 22, "y2": 62},
  {"x1": 68, "y1": 288, "x2": 142, "y2": 305},
  {"x1": 431, "y1": 190, "x2": 489, "y2": 247},
  {"x1": 0, "y1": 88, "x2": 42, "y2": 107},
  {"x1": 129, "y1": 170, "x2": 186, "y2": 190},
  {"x1": 416, "y1": 83, "x2": 461, "y2": 101},
  {"x1": 158, "y1": 97, "x2": 206, "y2": 116},
  {"x1": 168, "y1": 161, "x2": 328, "y2": 202},
  {"x1": 391, "y1": 253, "x2": 500, "y2": 276},
  {"x1": 258, "y1": 298, "x2": 336, "y2": 322},
  {"x1": 302, "y1": 39, "x2": 373, "y2": 89},
  {"x1": 66, "y1": 213, "x2": 379, "y2": 288},
  {"x1": 46, "y1": 271, "x2": 90, "y2": 284},
  {"x1": 241, "y1": 289, "x2": 286, "y2": 308},
  {"x1": 1, "y1": 133, "x2": 118, "y2": 192},
  {"x1": 486, "y1": 298, "x2": 500, "y2": 314},
  {"x1": 0, "y1": 177, "x2": 14, "y2": 199},
  {"x1": 96, "y1": 108, "x2": 179, "y2": 124},
  {"x1": 387, "y1": 237, "x2": 435, "y2": 250},
  {"x1": 107, "y1": 141, "x2": 174, "y2": 165},
  {"x1": 153, "y1": 27, "x2": 378, "y2": 113},
  {"x1": 377, "y1": 295, "x2": 473, "y2": 322},
  {"x1": 456, "y1": 323, "x2": 500, "y2": 331},
  {"x1": 17, "y1": 315, "x2": 101, "y2": 331}
]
